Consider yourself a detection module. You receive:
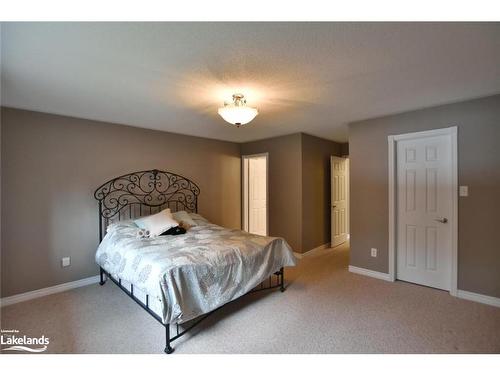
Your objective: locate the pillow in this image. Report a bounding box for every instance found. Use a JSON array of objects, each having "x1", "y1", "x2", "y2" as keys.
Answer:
[
  {"x1": 134, "y1": 208, "x2": 179, "y2": 237},
  {"x1": 189, "y1": 213, "x2": 209, "y2": 223},
  {"x1": 136, "y1": 229, "x2": 151, "y2": 239},
  {"x1": 172, "y1": 211, "x2": 197, "y2": 227},
  {"x1": 106, "y1": 220, "x2": 138, "y2": 233}
]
